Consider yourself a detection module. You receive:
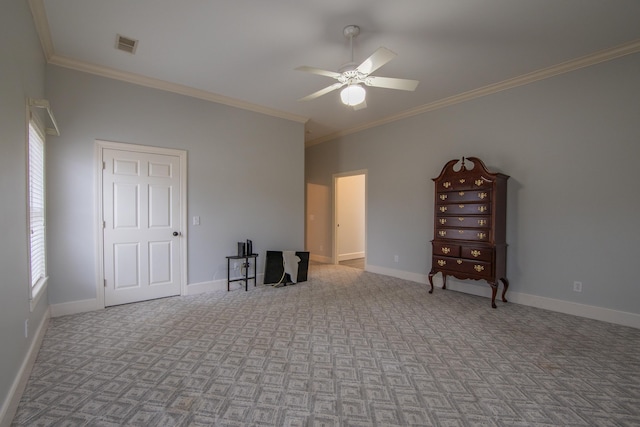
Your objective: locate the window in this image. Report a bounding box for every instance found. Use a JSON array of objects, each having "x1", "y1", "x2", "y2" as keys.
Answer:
[{"x1": 28, "y1": 112, "x2": 48, "y2": 307}]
